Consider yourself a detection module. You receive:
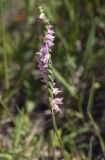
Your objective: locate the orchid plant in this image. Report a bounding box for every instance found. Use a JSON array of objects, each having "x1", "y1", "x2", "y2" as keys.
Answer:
[
  {"x1": 36, "y1": 6, "x2": 69, "y2": 160},
  {"x1": 36, "y1": 7, "x2": 63, "y2": 114}
]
